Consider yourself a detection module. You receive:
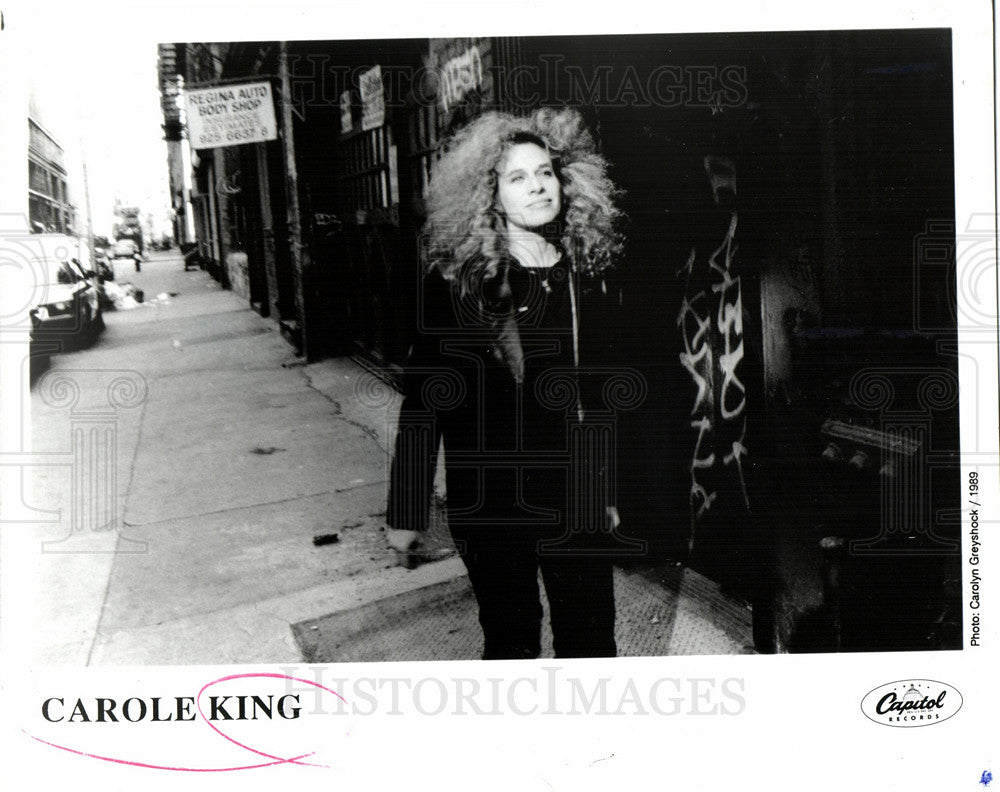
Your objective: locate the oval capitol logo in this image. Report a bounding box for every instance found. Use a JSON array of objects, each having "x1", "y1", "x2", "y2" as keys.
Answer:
[{"x1": 861, "y1": 680, "x2": 962, "y2": 727}]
